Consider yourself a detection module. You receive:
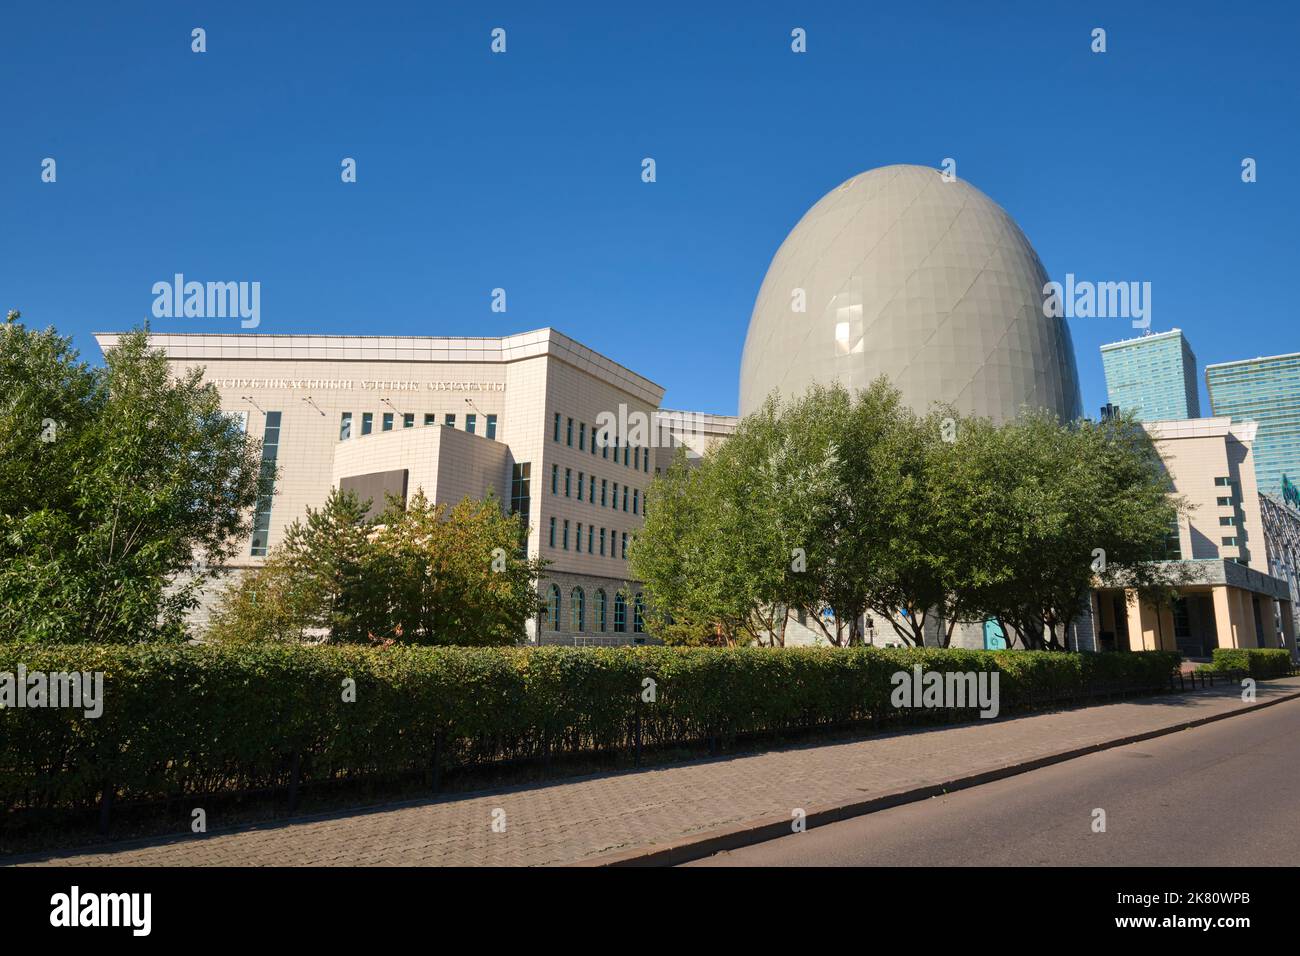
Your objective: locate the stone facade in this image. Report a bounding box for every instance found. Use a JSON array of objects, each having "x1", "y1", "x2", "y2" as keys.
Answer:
[{"x1": 96, "y1": 328, "x2": 686, "y2": 646}]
